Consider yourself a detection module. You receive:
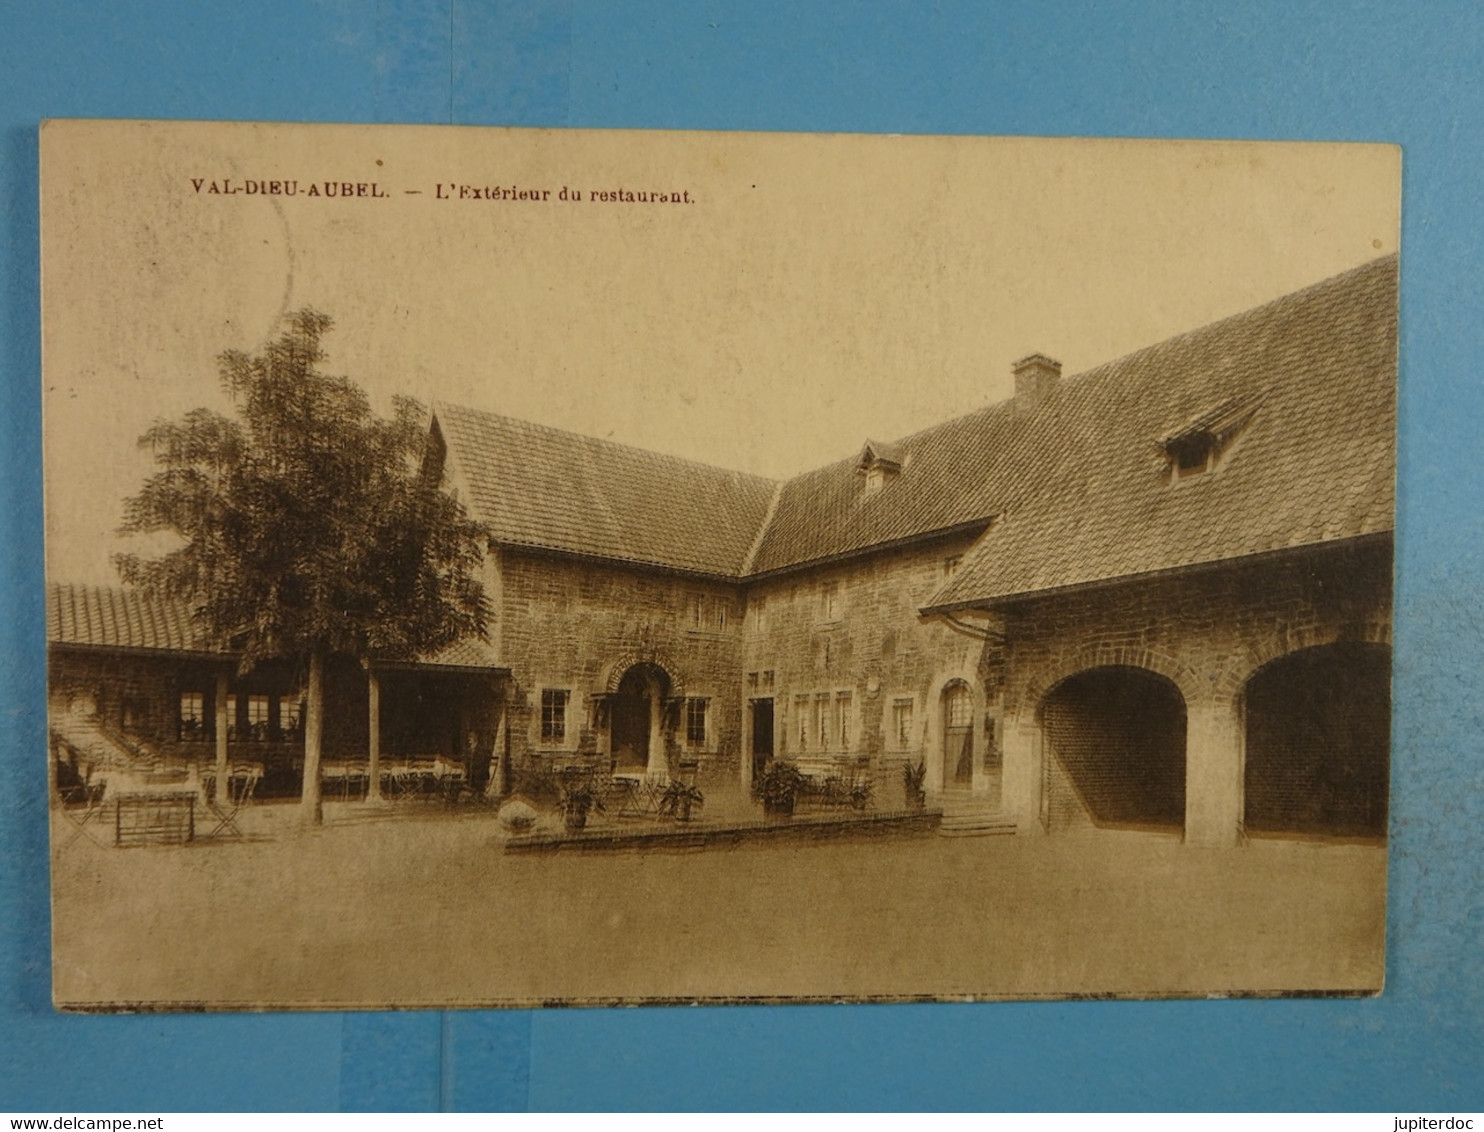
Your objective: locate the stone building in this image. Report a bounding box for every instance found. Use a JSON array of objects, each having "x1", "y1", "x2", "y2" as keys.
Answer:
[
  {"x1": 921, "y1": 255, "x2": 1395, "y2": 846},
  {"x1": 49, "y1": 255, "x2": 1396, "y2": 845}
]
